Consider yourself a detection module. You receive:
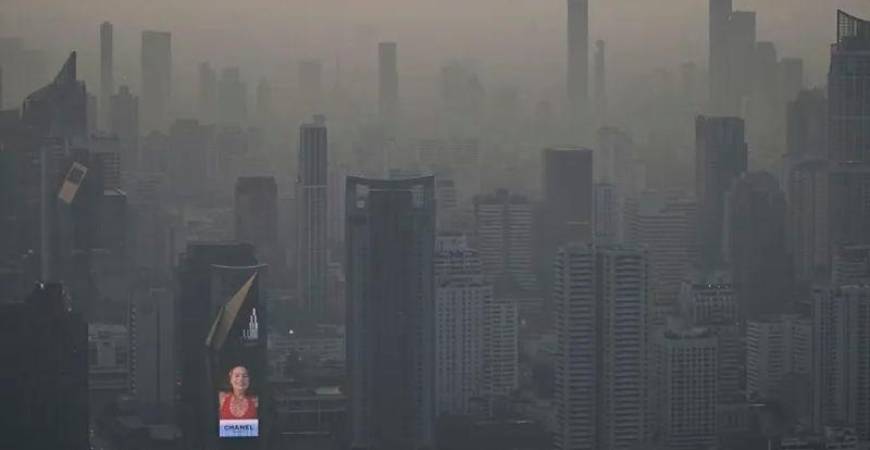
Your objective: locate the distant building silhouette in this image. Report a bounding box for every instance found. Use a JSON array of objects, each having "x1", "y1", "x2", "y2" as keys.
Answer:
[
  {"x1": 346, "y1": 176, "x2": 435, "y2": 450},
  {"x1": 109, "y1": 85, "x2": 139, "y2": 172},
  {"x1": 474, "y1": 189, "x2": 536, "y2": 291},
  {"x1": 140, "y1": 30, "x2": 171, "y2": 132},
  {"x1": 218, "y1": 66, "x2": 247, "y2": 125},
  {"x1": 709, "y1": 0, "x2": 732, "y2": 113},
  {"x1": 566, "y1": 0, "x2": 589, "y2": 126},
  {"x1": 378, "y1": 42, "x2": 398, "y2": 137},
  {"x1": 197, "y1": 62, "x2": 217, "y2": 123},
  {"x1": 235, "y1": 176, "x2": 279, "y2": 268},
  {"x1": 695, "y1": 116, "x2": 747, "y2": 268},
  {"x1": 724, "y1": 171, "x2": 791, "y2": 318},
  {"x1": 297, "y1": 115, "x2": 329, "y2": 316},
  {"x1": 100, "y1": 21, "x2": 113, "y2": 131}
]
